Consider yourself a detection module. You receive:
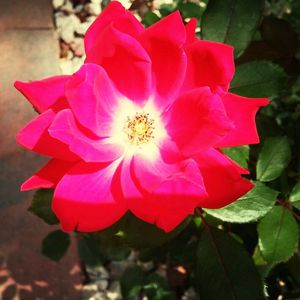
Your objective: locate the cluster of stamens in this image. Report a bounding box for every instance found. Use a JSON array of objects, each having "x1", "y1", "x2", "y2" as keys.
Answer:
[{"x1": 124, "y1": 112, "x2": 155, "y2": 146}]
